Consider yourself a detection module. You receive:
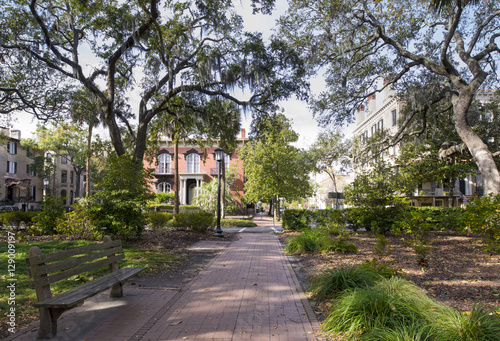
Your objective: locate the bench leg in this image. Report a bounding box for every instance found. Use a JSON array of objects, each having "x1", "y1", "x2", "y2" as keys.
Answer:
[
  {"x1": 110, "y1": 282, "x2": 123, "y2": 298},
  {"x1": 37, "y1": 308, "x2": 65, "y2": 339}
]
